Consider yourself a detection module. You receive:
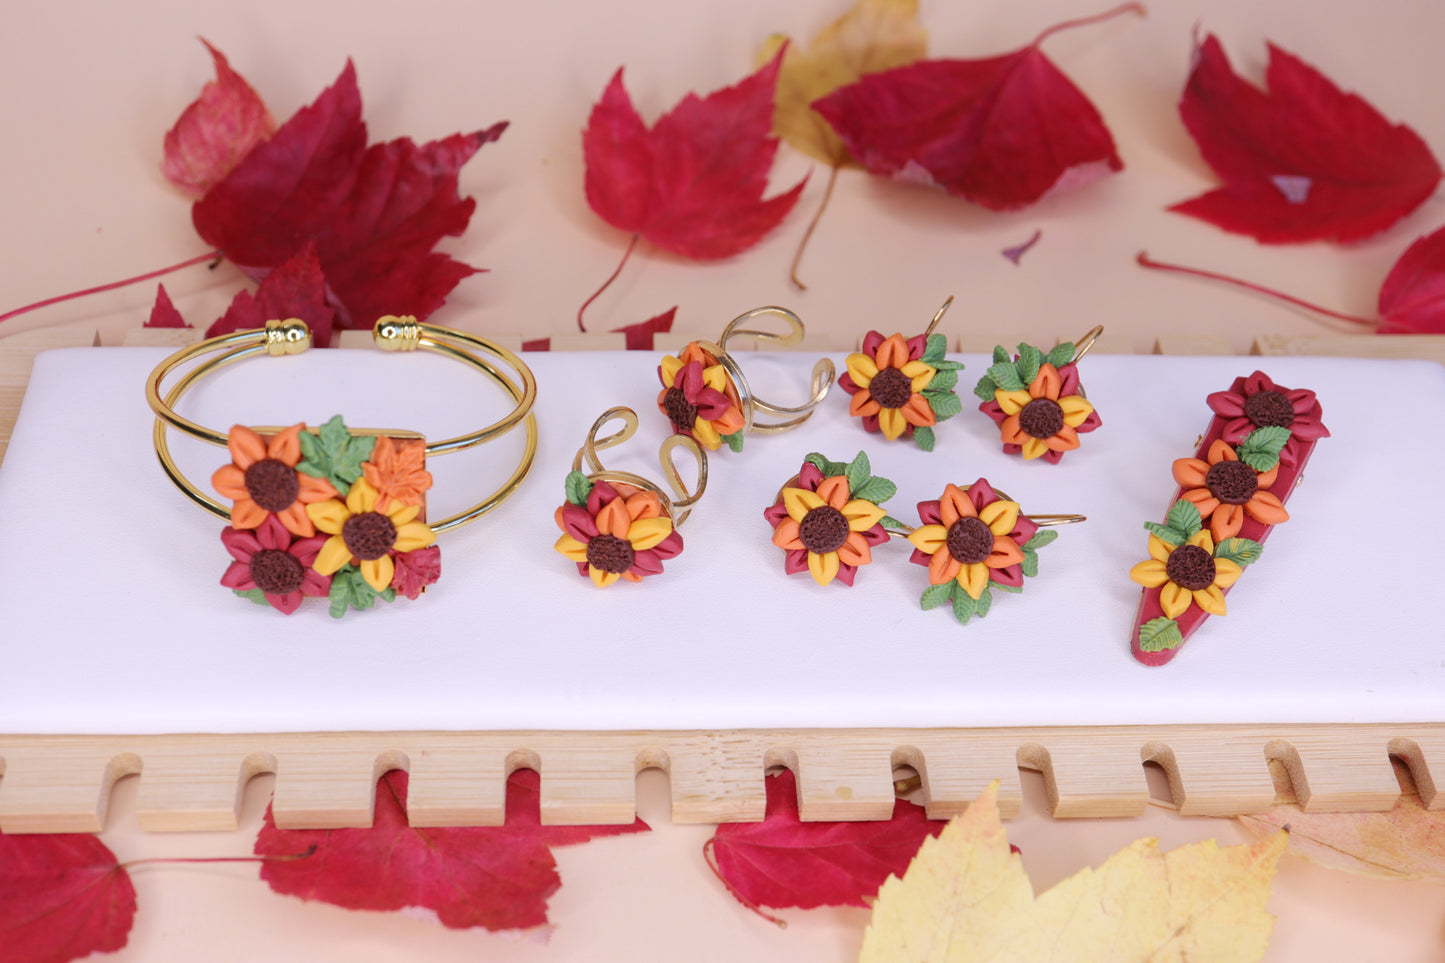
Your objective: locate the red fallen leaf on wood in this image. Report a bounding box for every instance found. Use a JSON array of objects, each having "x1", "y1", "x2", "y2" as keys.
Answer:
[
  {"x1": 812, "y1": 3, "x2": 1137, "y2": 211},
  {"x1": 525, "y1": 306, "x2": 677, "y2": 351},
  {"x1": 162, "y1": 39, "x2": 275, "y2": 198},
  {"x1": 255, "y1": 768, "x2": 648, "y2": 931},
  {"x1": 146, "y1": 283, "x2": 190, "y2": 328},
  {"x1": 0, "y1": 829, "x2": 136, "y2": 963},
  {"x1": 1138, "y1": 221, "x2": 1445, "y2": 335},
  {"x1": 578, "y1": 54, "x2": 805, "y2": 328},
  {"x1": 705, "y1": 768, "x2": 947, "y2": 922},
  {"x1": 1172, "y1": 34, "x2": 1442, "y2": 243},
  {"x1": 189, "y1": 53, "x2": 506, "y2": 331}
]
